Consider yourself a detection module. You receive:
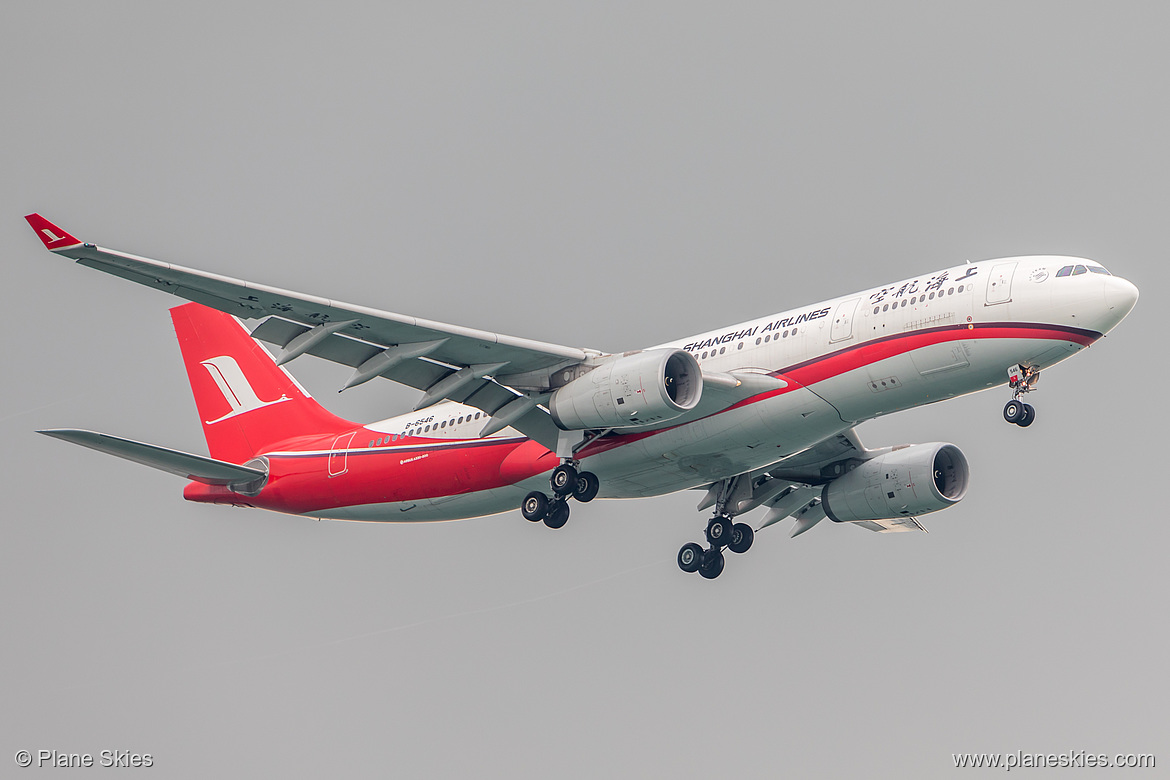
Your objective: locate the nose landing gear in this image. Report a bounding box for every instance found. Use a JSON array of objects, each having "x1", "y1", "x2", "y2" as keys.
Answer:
[{"x1": 1003, "y1": 364, "x2": 1039, "y2": 428}]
